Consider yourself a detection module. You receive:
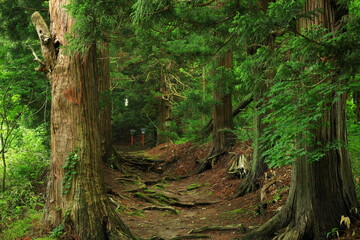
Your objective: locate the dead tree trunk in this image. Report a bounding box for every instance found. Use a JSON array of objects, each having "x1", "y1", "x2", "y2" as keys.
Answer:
[{"x1": 31, "y1": 4, "x2": 135, "y2": 239}]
